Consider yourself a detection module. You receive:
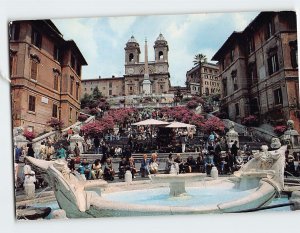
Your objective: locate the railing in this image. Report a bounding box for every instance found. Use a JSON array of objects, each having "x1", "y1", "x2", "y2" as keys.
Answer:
[
  {"x1": 31, "y1": 114, "x2": 95, "y2": 146},
  {"x1": 207, "y1": 113, "x2": 277, "y2": 142}
]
